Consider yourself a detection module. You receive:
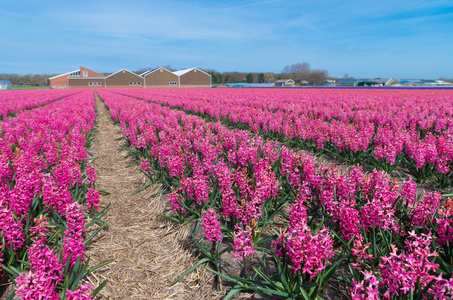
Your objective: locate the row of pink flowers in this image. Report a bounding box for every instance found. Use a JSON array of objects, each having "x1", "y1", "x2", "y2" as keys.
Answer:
[
  {"x1": 0, "y1": 89, "x2": 84, "y2": 117},
  {"x1": 0, "y1": 90, "x2": 99, "y2": 299}
]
